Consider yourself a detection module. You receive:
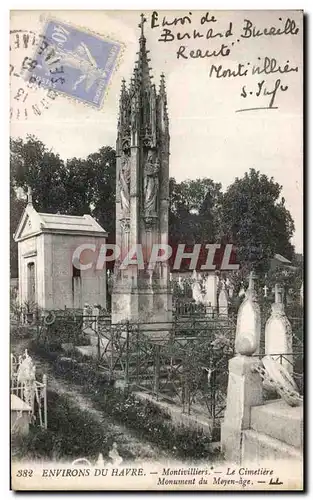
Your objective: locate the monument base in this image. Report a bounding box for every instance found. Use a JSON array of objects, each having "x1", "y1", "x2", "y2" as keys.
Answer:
[
  {"x1": 111, "y1": 284, "x2": 172, "y2": 326},
  {"x1": 221, "y1": 355, "x2": 263, "y2": 464}
]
